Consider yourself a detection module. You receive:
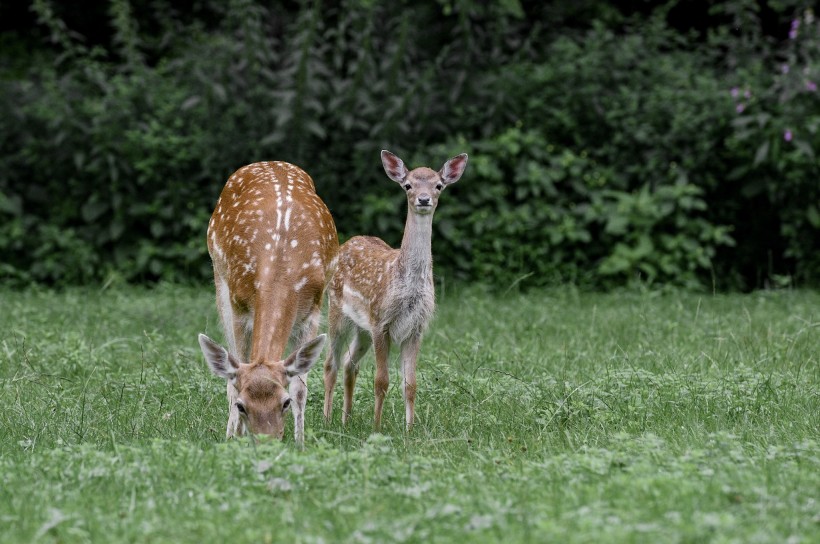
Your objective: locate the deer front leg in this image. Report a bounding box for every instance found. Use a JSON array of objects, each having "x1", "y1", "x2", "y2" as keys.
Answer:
[
  {"x1": 225, "y1": 308, "x2": 250, "y2": 439},
  {"x1": 226, "y1": 381, "x2": 246, "y2": 438},
  {"x1": 290, "y1": 375, "x2": 307, "y2": 447},
  {"x1": 342, "y1": 329, "x2": 372, "y2": 425},
  {"x1": 399, "y1": 335, "x2": 421, "y2": 431},
  {"x1": 291, "y1": 308, "x2": 321, "y2": 447},
  {"x1": 372, "y1": 330, "x2": 391, "y2": 431}
]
